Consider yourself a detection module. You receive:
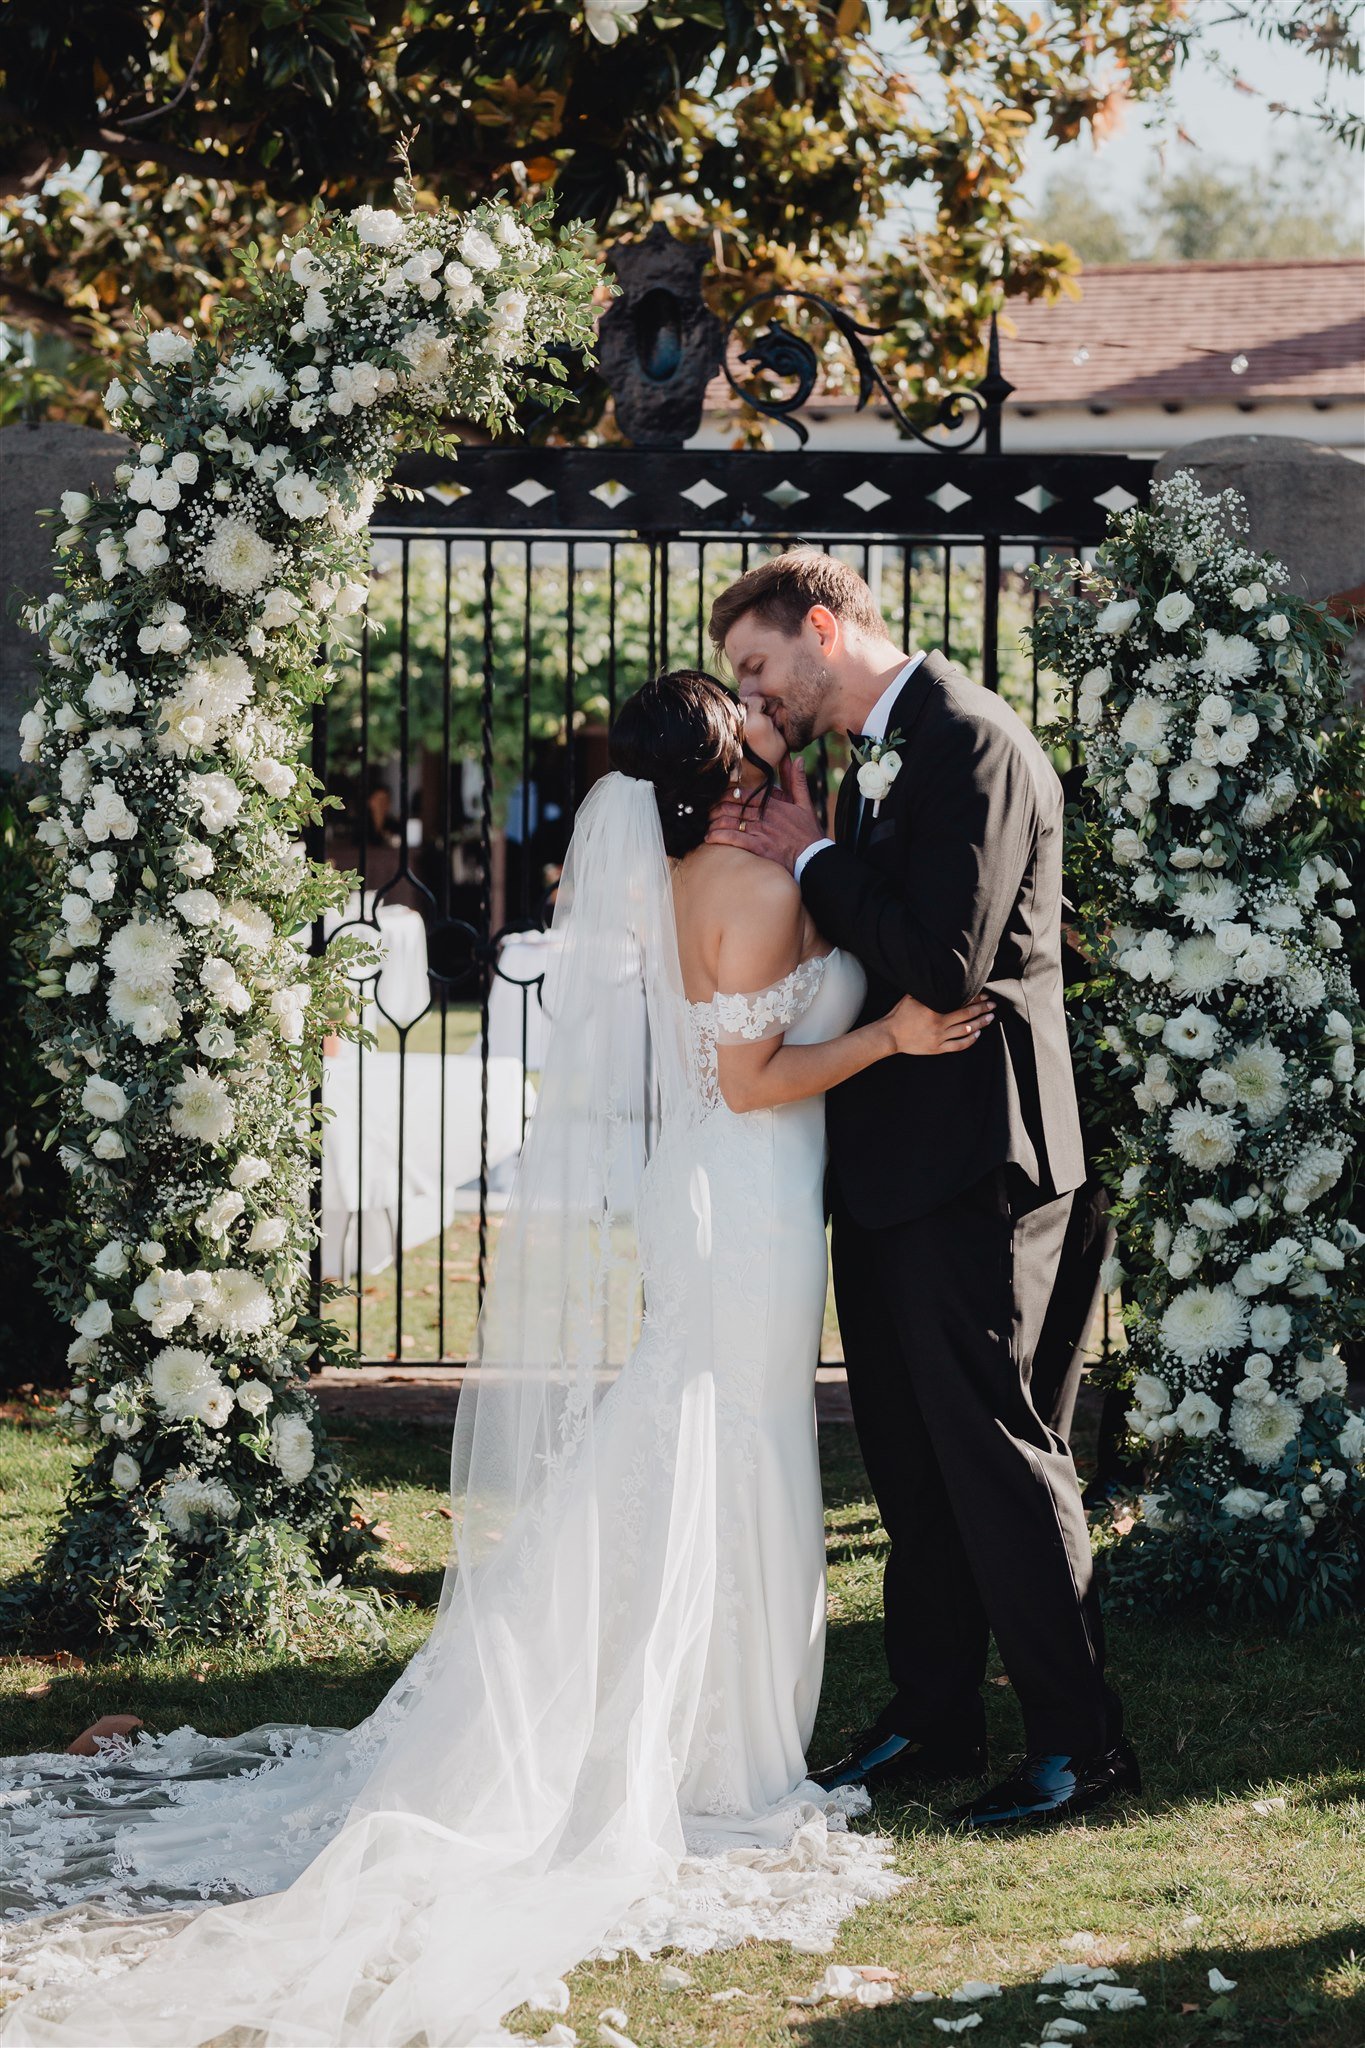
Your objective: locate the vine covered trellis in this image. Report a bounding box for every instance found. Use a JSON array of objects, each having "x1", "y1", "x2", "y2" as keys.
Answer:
[{"x1": 13, "y1": 187, "x2": 599, "y2": 1643}]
